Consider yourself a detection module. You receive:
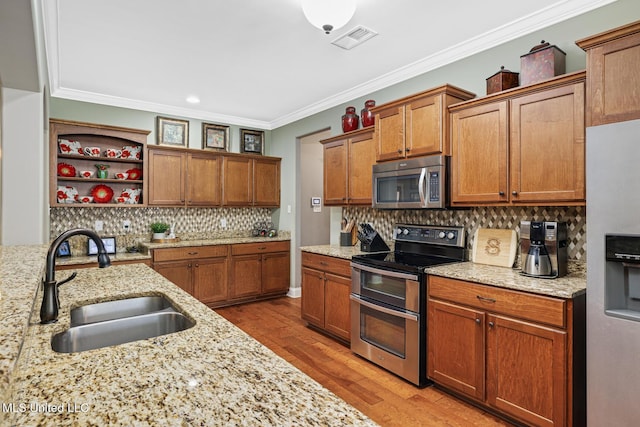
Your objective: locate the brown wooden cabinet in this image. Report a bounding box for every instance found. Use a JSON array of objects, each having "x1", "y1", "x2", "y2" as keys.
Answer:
[
  {"x1": 321, "y1": 128, "x2": 375, "y2": 206},
  {"x1": 577, "y1": 20, "x2": 640, "y2": 126},
  {"x1": 222, "y1": 156, "x2": 281, "y2": 207},
  {"x1": 372, "y1": 85, "x2": 475, "y2": 162},
  {"x1": 450, "y1": 71, "x2": 586, "y2": 206},
  {"x1": 50, "y1": 119, "x2": 149, "y2": 207},
  {"x1": 301, "y1": 252, "x2": 351, "y2": 342},
  {"x1": 147, "y1": 146, "x2": 222, "y2": 207},
  {"x1": 229, "y1": 241, "x2": 290, "y2": 300},
  {"x1": 153, "y1": 245, "x2": 229, "y2": 305},
  {"x1": 427, "y1": 275, "x2": 585, "y2": 427}
]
